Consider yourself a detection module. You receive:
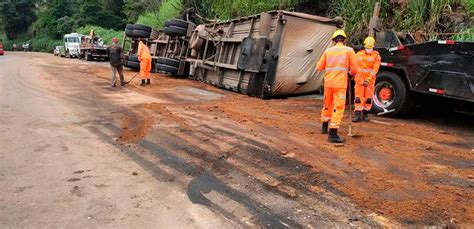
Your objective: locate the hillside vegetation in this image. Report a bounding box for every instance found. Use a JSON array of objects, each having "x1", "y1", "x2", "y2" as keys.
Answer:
[{"x1": 0, "y1": 0, "x2": 472, "y2": 52}]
